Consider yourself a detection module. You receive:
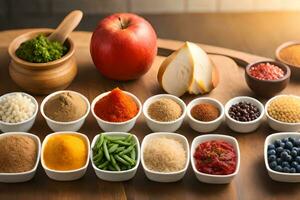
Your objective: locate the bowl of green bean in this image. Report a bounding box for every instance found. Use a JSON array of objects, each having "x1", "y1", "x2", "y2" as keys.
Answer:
[{"x1": 91, "y1": 132, "x2": 140, "y2": 181}]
